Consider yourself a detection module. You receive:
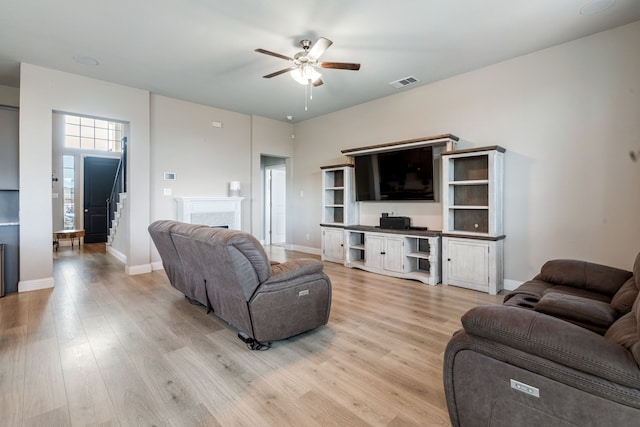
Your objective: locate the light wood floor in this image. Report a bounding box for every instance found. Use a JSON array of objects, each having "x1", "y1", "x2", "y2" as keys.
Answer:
[{"x1": 0, "y1": 243, "x2": 503, "y2": 426}]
